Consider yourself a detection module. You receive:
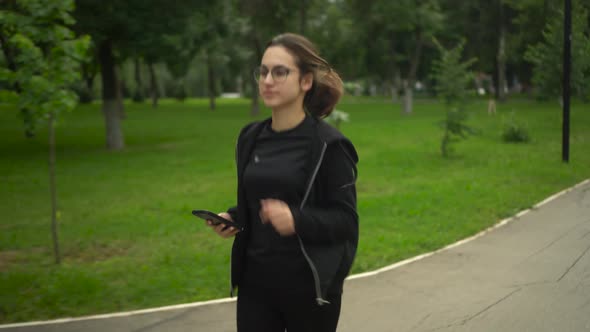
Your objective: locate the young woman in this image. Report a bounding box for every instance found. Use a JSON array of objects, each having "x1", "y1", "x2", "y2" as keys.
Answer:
[{"x1": 207, "y1": 32, "x2": 359, "y2": 332}]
